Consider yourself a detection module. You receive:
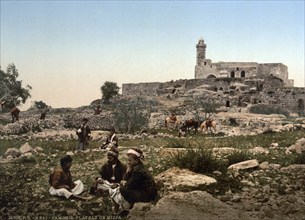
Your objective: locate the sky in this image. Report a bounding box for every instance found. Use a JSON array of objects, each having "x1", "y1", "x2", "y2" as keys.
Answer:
[{"x1": 1, "y1": 0, "x2": 304, "y2": 110}]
